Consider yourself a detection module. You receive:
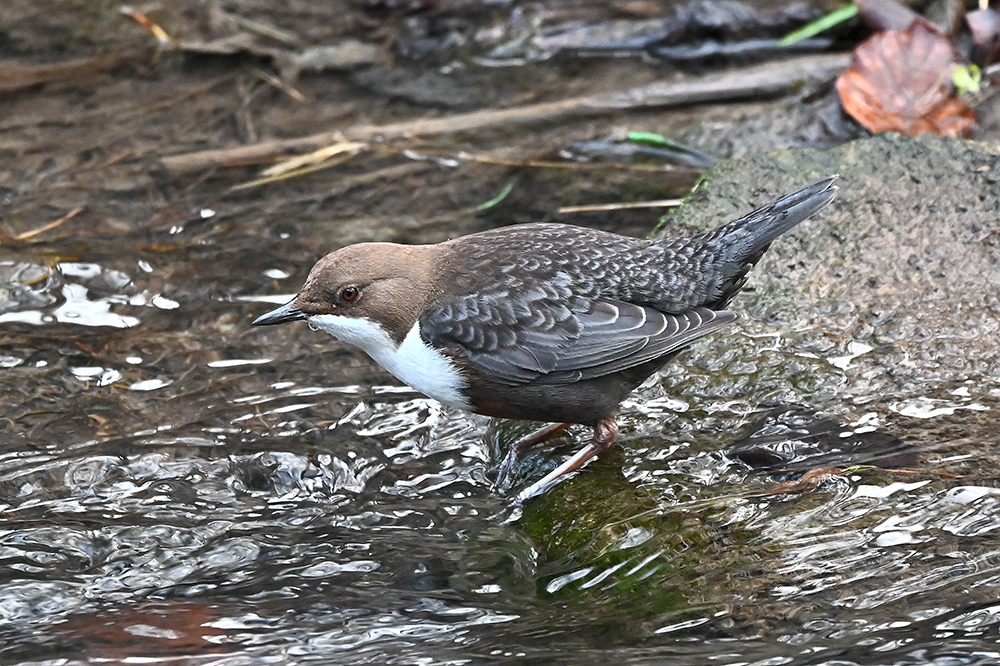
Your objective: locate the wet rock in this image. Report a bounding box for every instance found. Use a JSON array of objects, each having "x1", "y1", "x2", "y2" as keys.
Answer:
[
  {"x1": 726, "y1": 405, "x2": 916, "y2": 475},
  {"x1": 662, "y1": 132, "x2": 1000, "y2": 446}
]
